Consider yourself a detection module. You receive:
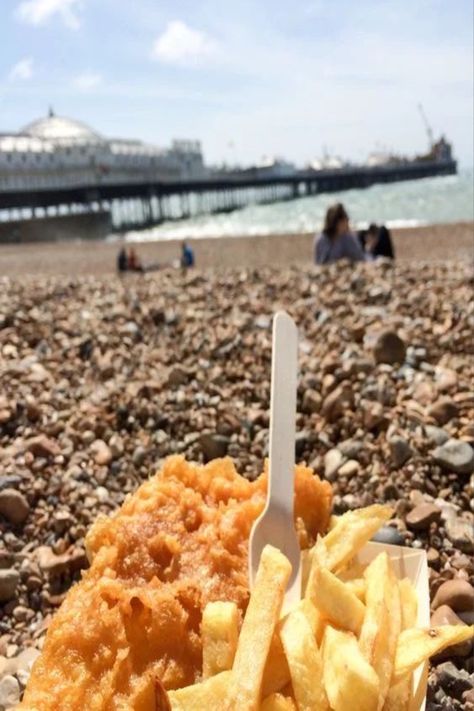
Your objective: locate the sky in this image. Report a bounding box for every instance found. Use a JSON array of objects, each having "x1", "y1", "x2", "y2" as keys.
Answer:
[{"x1": 1, "y1": 0, "x2": 473, "y2": 167}]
